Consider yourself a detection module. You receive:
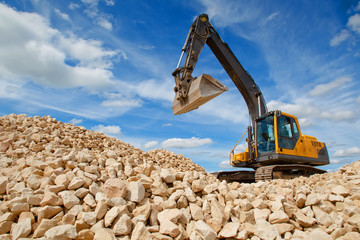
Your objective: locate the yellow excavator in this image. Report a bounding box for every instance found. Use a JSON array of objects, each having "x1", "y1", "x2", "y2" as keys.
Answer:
[{"x1": 172, "y1": 14, "x2": 329, "y2": 182}]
